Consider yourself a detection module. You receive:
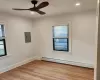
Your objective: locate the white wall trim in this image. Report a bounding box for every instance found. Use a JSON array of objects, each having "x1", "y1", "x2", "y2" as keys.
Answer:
[
  {"x1": 0, "y1": 56, "x2": 39, "y2": 74},
  {"x1": 42, "y1": 57, "x2": 94, "y2": 68},
  {"x1": 0, "y1": 56, "x2": 94, "y2": 74}
]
